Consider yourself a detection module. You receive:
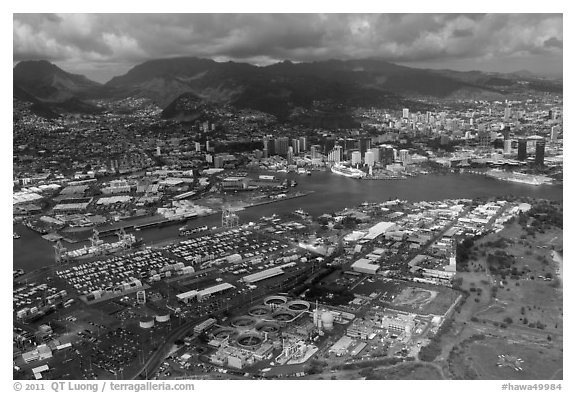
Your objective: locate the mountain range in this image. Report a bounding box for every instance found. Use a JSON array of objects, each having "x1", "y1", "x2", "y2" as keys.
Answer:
[{"x1": 13, "y1": 57, "x2": 563, "y2": 121}]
